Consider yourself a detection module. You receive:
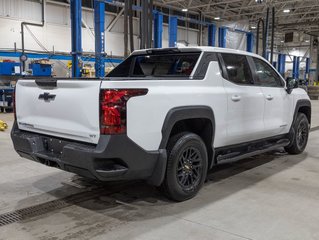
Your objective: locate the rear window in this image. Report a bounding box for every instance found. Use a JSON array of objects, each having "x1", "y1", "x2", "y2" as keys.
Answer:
[{"x1": 107, "y1": 52, "x2": 201, "y2": 78}]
